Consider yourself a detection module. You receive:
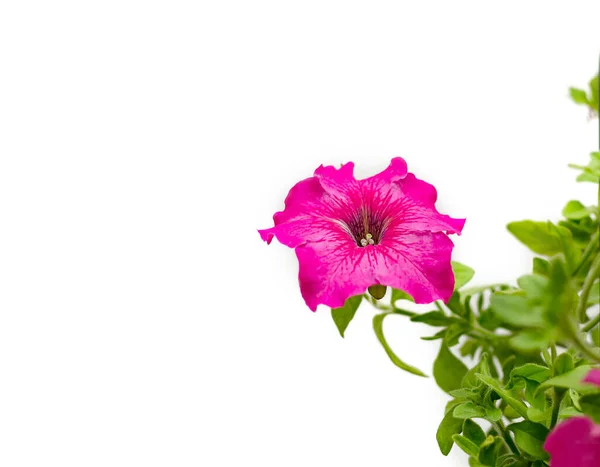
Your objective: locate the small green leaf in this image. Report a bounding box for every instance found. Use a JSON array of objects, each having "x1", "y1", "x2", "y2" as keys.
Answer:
[
  {"x1": 532, "y1": 257, "x2": 550, "y2": 276},
  {"x1": 460, "y1": 339, "x2": 480, "y2": 358},
  {"x1": 331, "y1": 295, "x2": 362, "y2": 338},
  {"x1": 552, "y1": 352, "x2": 574, "y2": 376},
  {"x1": 476, "y1": 373, "x2": 529, "y2": 419},
  {"x1": 436, "y1": 406, "x2": 464, "y2": 455},
  {"x1": 478, "y1": 435, "x2": 502, "y2": 466},
  {"x1": 507, "y1": 364, "x2": 550, "y2": 388},
  {"x1": 496, "y1": 454, "x2": 529, "y2": 467},
  {"x1": 506, "y1": 421, "x2": 549, "y2": 459},
  {"x1": 420, "y1": 329, "x2": 447, "y2": 341},
  {"x1": 444, "y1": 322, "x2": 470, "y2": 347},
  {"x1": 451, "y1": 434, "x2": 480, "y2": 457},
  {"x1": 434, "y1": 343, "x2": 468, "y2": 393},
  {"x1": 452, "y1": 261, "x2": 475, "y2": 290},
  {"x1": 372, "y1": 313, "x2": 426, "y2": 377},
  {"x1": 485, "y1": 406, "x2": 503, "y2": 422},
  {"x1": 453, "y1": 402, "x2": 486, "y2": 419},
  {"x1": 507, "y1": 220, "x2": 568, "y2": 256},
  {"x1": 538, "y1": 365, "x2": 600, "y2": 394},
  {"x1": 562, "y1": 200, "x2": 592, "y2": 220},
  {"x1": 490, "y1": 293, "x2": 545, "y2": 328},
  {"x1": 569, "y1": 87, "x2": 590, "y2": 105},
  {"x1": 410, "y1": 311, "x2": 456, "y2": 327},
  {"x1": 579, "y1": 393, "x2": 600, "y2": 423}
]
